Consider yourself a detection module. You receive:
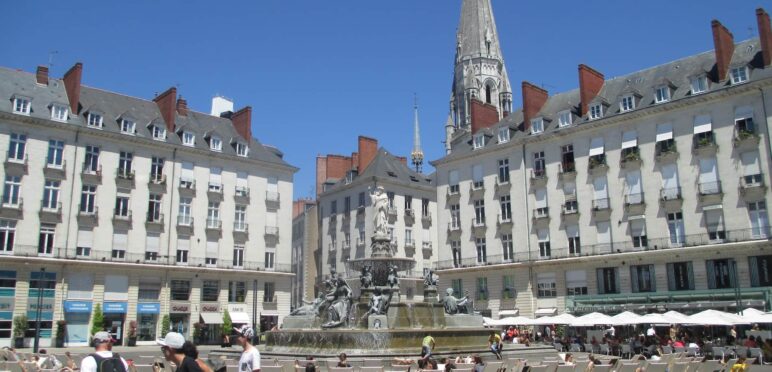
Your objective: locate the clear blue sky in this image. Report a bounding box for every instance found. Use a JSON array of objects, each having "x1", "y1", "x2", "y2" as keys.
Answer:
[{"x1": 1, "y1": 1, "x2": 768, "y2": 199}]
